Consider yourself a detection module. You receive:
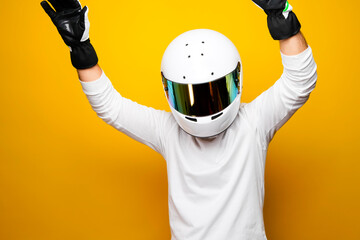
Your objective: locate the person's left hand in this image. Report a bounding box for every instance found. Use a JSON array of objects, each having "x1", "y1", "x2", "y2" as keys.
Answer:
[{"x1": 251, "y1": 0, "x2": 301, "y2": 40}]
